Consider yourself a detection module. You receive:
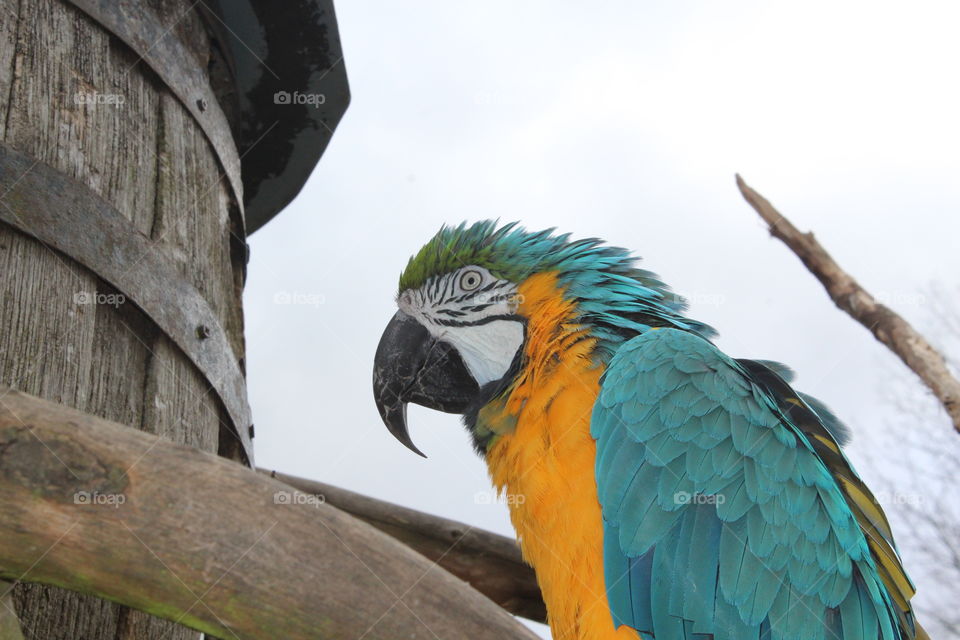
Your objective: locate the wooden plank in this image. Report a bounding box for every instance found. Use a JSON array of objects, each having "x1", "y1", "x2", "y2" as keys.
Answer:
[
  {"x1": 141, "y1": 335, "x2": 220, "y2": 452},
  {"x1": 86, "y1": 288, "x2": 155, "y2": 430},
  {"x1": 3, "y1": 0, "x2": 159, "y2": 234},
  {"x1": 150, "y1": 89, "x2": 245, "y2": 467},
  {"x1": 154, "y1": 91, "x2": 246, "y2": 363},
  {"x1": 0, "y1": 223, "x2": 97, "y2": 413},
  {"x1": 0, "y1": 0, "x2": 18, "y2": 140},
  {"x1": 0, "y1": 141, "x2": 253, "y2": 463}
]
